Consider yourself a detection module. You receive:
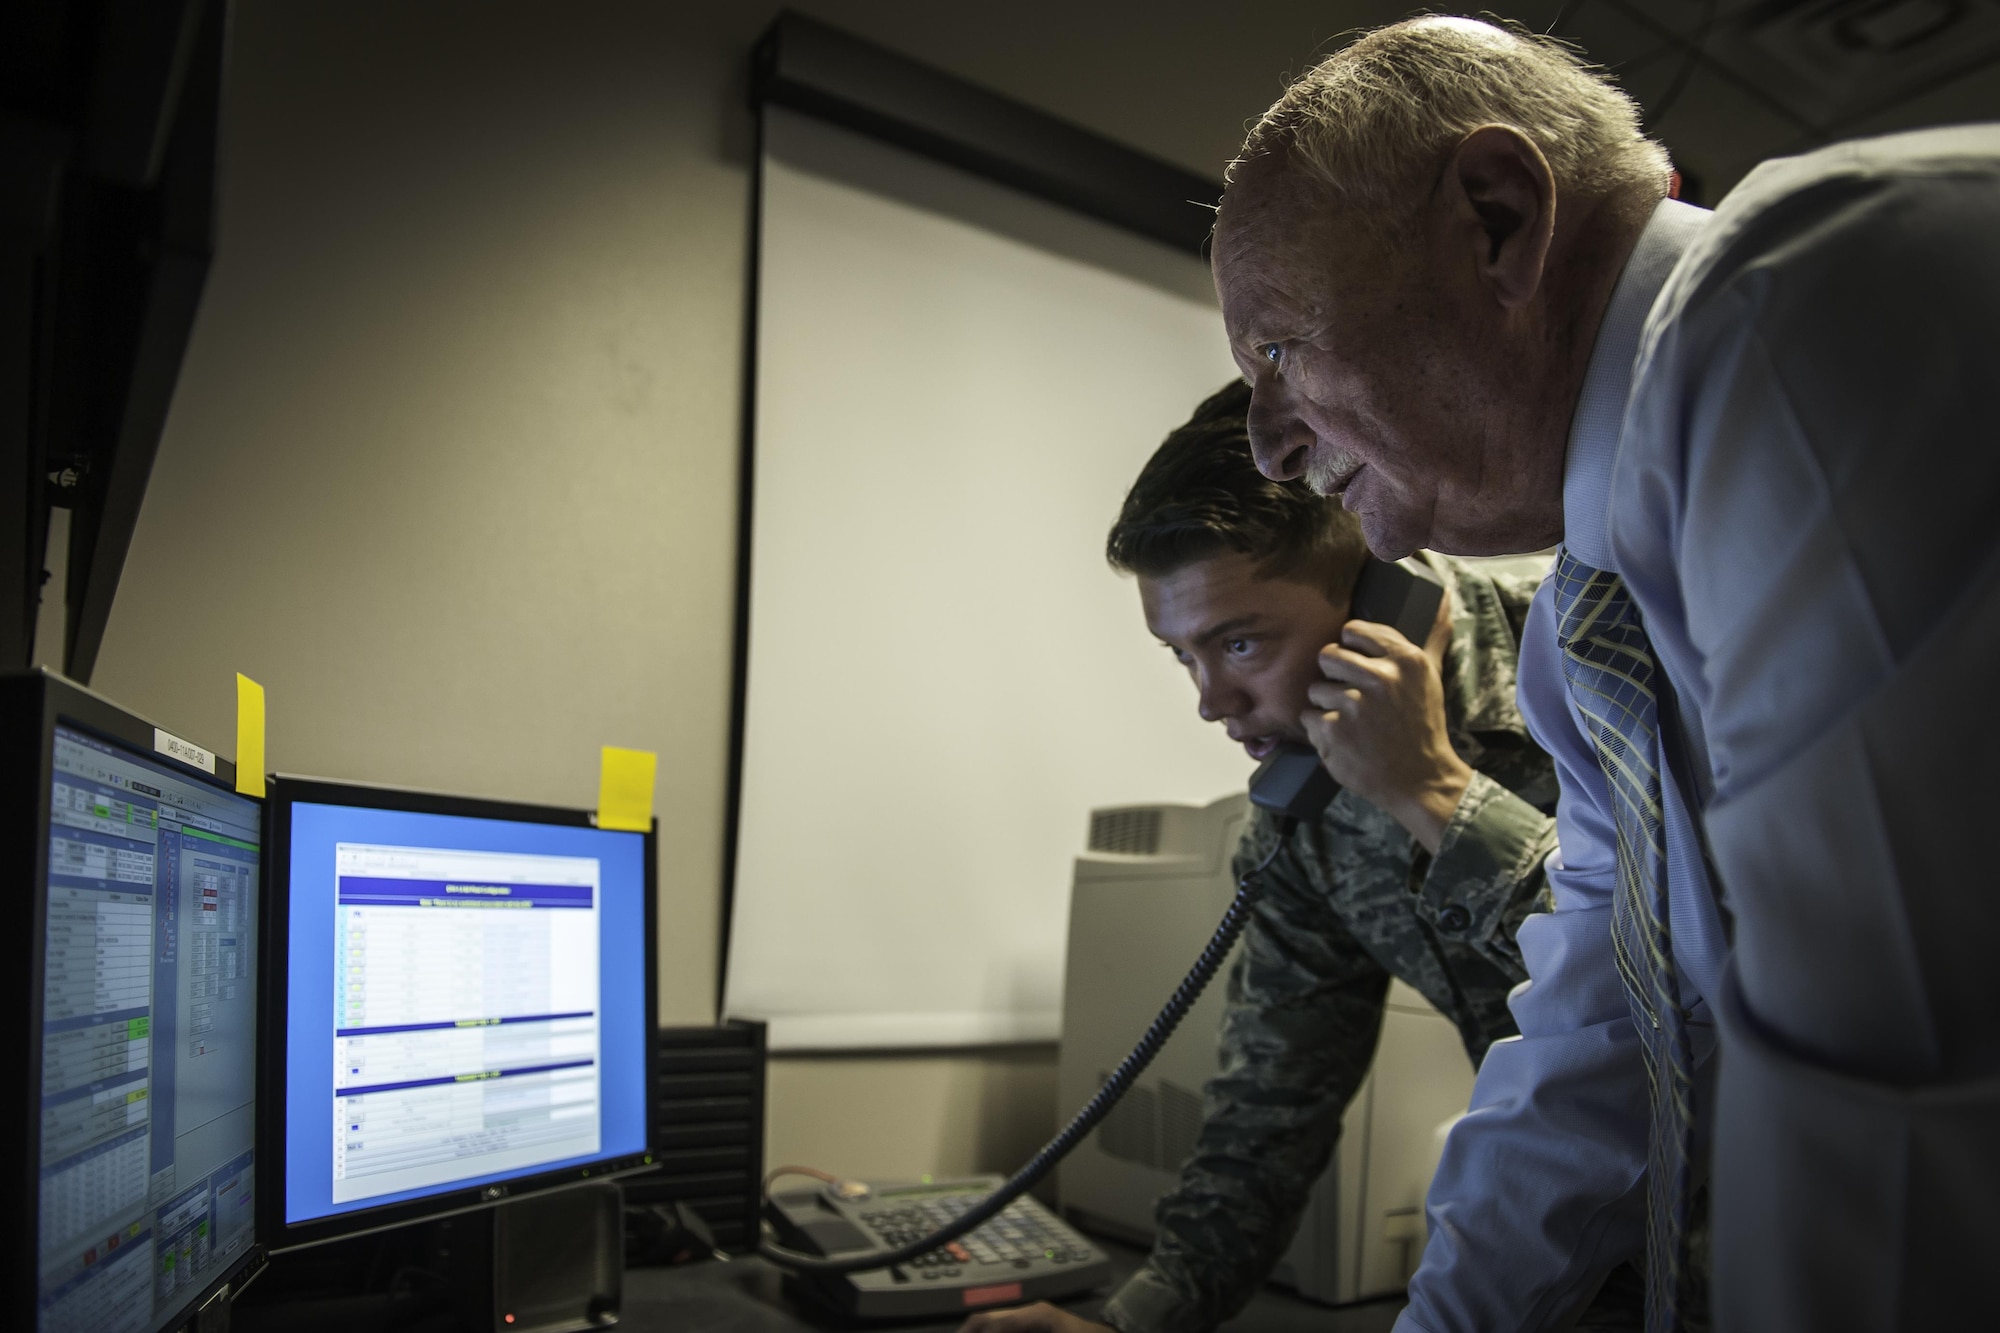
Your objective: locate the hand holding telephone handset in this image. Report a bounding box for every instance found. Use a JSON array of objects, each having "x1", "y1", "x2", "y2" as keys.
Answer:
[
  {"x1": 757, "y1": 560, "x2": 1446, "y2": 1280},
  {"x1": 1246, "y1": 557, "x2": 1447, "y2": 823}
]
